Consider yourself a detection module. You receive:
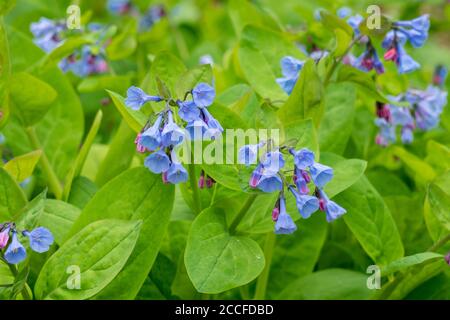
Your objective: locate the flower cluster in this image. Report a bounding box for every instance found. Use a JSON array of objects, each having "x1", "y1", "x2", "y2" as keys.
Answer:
[
  {"x1": 0, "y1": 223, "x2": 54, "y2": 264},
  {"x1": 239, "y1": 143, "x2": 346, "y2": 234},
  {"x1": 125, "y1": 83, "x2": 223, "y2": 184},
  {"x1": 353, "y1": 41, "x2": 384, "y2": 74},
  {"x1": 375, "y1": 66, "x2": 448, "y2": 146},
  {"x1": 30, "y1": 18, "x2": 109, "y2": 77},
  {"x1": 107, "y1": 0, "x2": 166, "y2": 31},
  {"x1": 276, "y1": 56, "x2": 305, "y2": 95}
]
